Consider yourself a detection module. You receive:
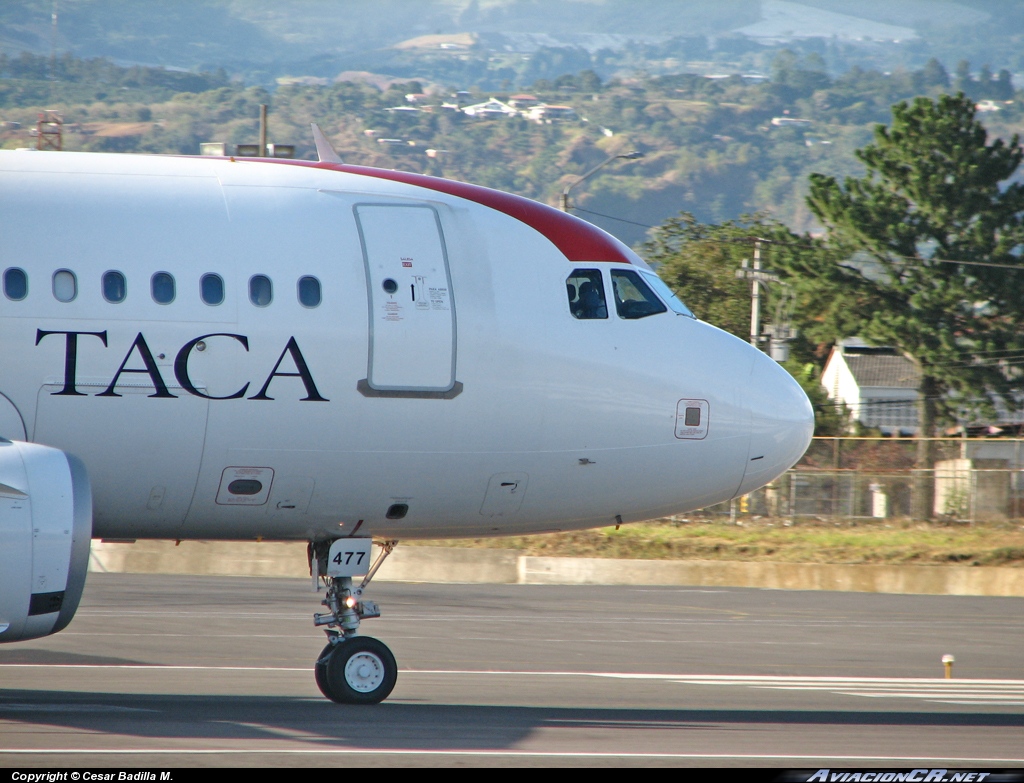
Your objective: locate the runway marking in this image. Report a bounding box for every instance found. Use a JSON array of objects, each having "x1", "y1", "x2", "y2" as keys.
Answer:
[
  {"x1": 653, "y1": 674, "x2": 1024, "y2": 707},
  {"x1": 0, "y1": 704, "x2": 156, "y2": 713},
  {"x1": 4, "y1": 663, "x2": 1024, "y2": 686},
  {"x1": 403, "y1": 671, "x2": 1024, "y2": 707},
  {"x1": 75, "y1": 610, "x2": 1022, "y2": 628},
  {"x1": 4, "y1": 665, "x2": 1023, "y2": 707},
  {"x1": 0, "y1": 749, "x2": 1023, "y2": 763},
  {"x1": 0, "y1": 664, "x2": 310, "y2": 671}
]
